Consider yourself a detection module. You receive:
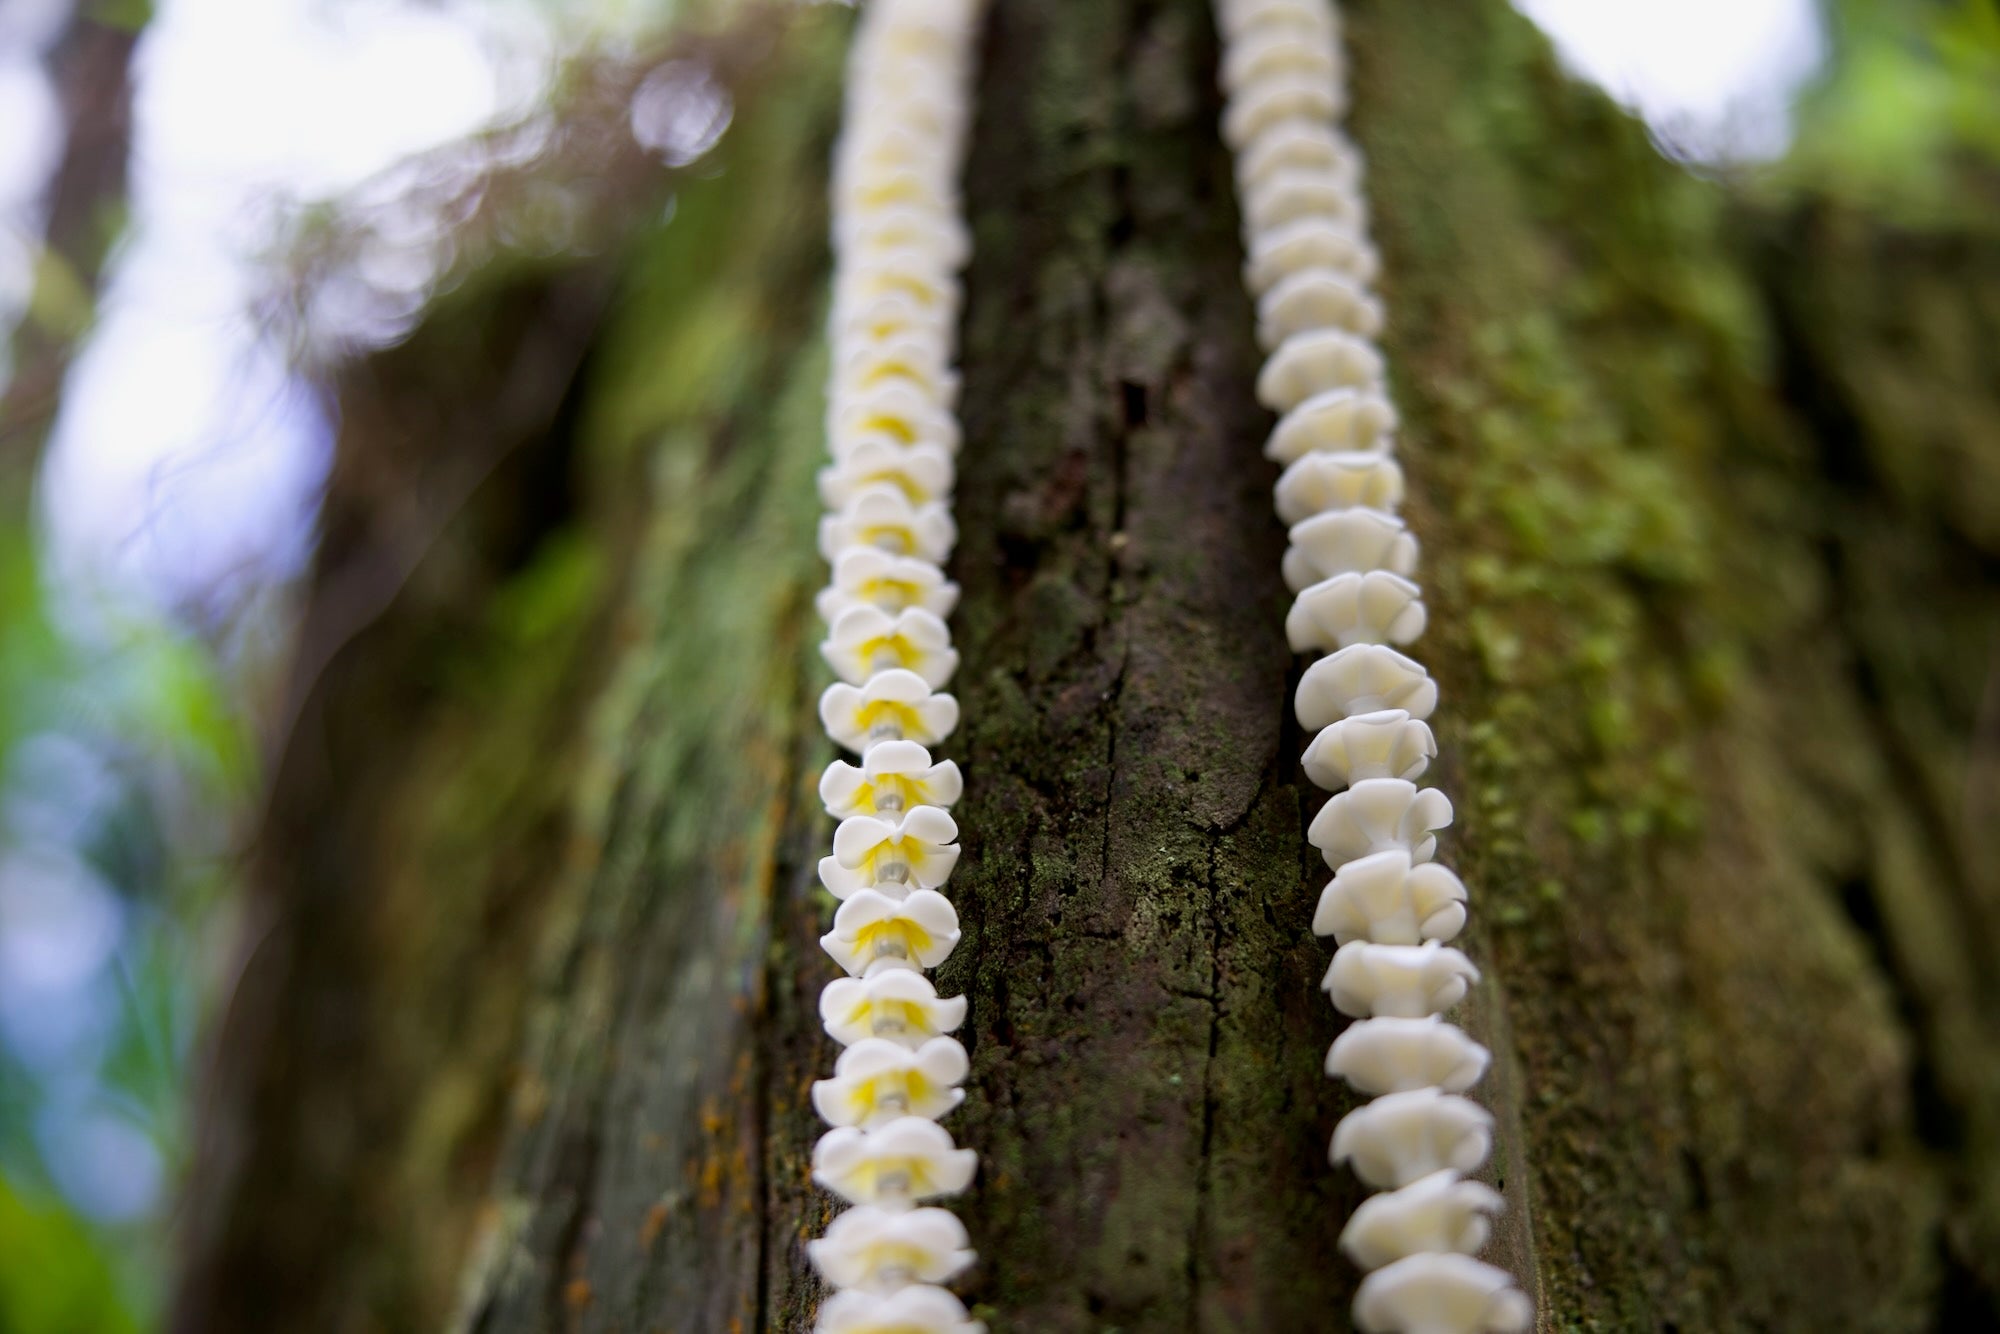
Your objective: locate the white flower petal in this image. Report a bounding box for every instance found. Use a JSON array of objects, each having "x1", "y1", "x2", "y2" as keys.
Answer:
[
  {"x1": 1294, "y1": 644, "x2": 1437, "y2": 727},
  {"x1": 809, "y1": 1205, "x2": 974, "y2": 1291},
  {"x1": 830, "y1": 380, "x2": 964, "y2": 455},
  {"x1": 1258, "y1": 328, "x2": 1386, "y2": 412},
  {"x1": 1340, "y1": 1170, "x2": 1506, "y2": 1271},
  {"x1": 1330, "y1": 1087, "x2": 1494, "y2": 1190},
  {"x1": 820, "y1": 741, "x2": 964, "y2": 818},
  {"x1": 822, "y1": 970, "x2": 969, "y2": 1048},
  {"x1": 1274, "y1": 449, "x2": 1403, "y2": 524},
  {"x1": 1235, "y1": 118, "x2": 1362, "y2": 194},
  {"x1": 821, "y1": 889, "x2": 963, "y2": 974},
  {"x1": 818, "y1": 547, "x2": 960, "y2": 622},
  {"x1": 1223, "y1": 72, "x2": 1346, "y2": 150},
  {"x1": 1246, "y1": 215, "x2": 1378, "y2": 295},
  {"x1": 820, "y1": 438, "x2": 956, "y2": 509},
  {"x1": 813, "y1": 1116, "x2": 979, "y2": 1208},
  {"x1": 1311, "y1": 849, "x2": 1467, "y2": 945},
  {"x1": 819, "y1": 485, "x2": 957, "y2": 564},
  {"x1": 1242, "y1": 165, "x2": 1368, "y2": 238},
  {"x1": 1300, "y1": 708, "x2": 1435, "y2": 789},
  {"x1": 1282, "y1": 509, "x2": 1419, "y2": 591},
  {"x1": 815, "y1": 1282, "x2": 987, "y2": 1334},
  {"x1": 1266, "y1": 386, "x2": 1398, "y2": 463},
  {"x1": 822, "y1": 605, "x2": 961, "y2": 688},
  {"x1": 811, "y1": 1036, "x2": 970, "y2": 1129},
  {"x1": 1307, "y1": 778, "x2": 1453, "y2": 867},
  {"x1": 1285, "y1": 570, "x2": 1427, "y2": 652},
  {"x1": 1321, "y1": 940, "x2": 1480, "y2": 1019},
  {"x1": 1353, "y1": 1252, "x2": 1531, "y2": 1334},
  {"x1": 820, "y1": 669, "x2": 960, "y2": 754},
  {"x1": 1258, "y1": 267, "x2": 1383, "y2": 350},
  {"x1": 1220, "y1": 24, "x2": 1341, "y2": 95},
  {"x1": 1325, "y1": 1017, "x2": 1491, "y2": 1095}
]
